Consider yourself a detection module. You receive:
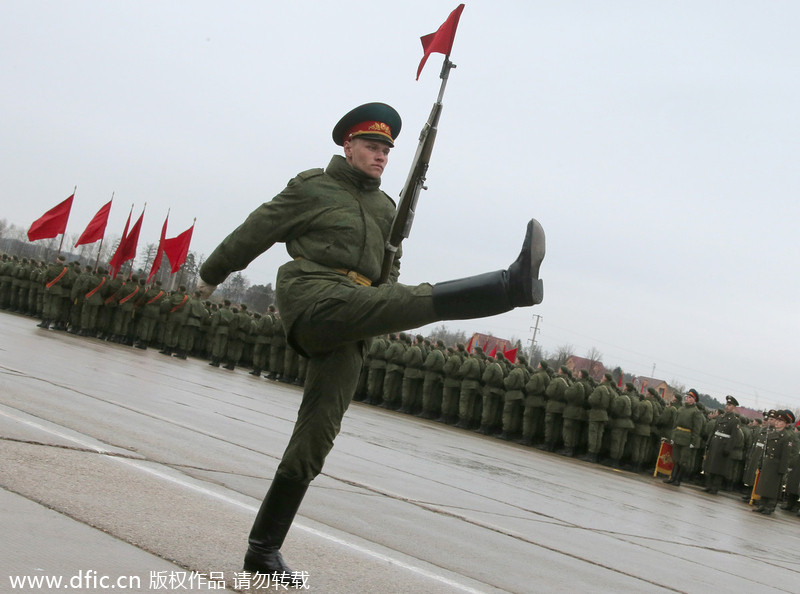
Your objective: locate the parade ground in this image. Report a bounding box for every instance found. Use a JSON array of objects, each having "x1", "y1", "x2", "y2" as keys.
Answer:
[{"x1": 1, "y1": 311, "x2": 799, "y2": 593}]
